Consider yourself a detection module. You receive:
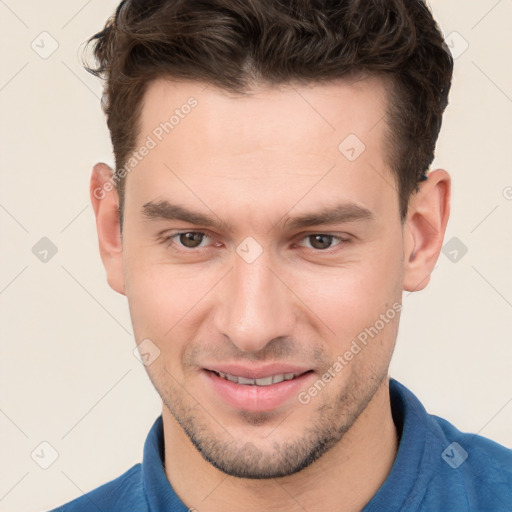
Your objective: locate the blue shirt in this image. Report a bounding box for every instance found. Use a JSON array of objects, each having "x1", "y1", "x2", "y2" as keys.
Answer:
[{"x1": 49, "y1": 379, "x2": 512, "y2": 511}]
